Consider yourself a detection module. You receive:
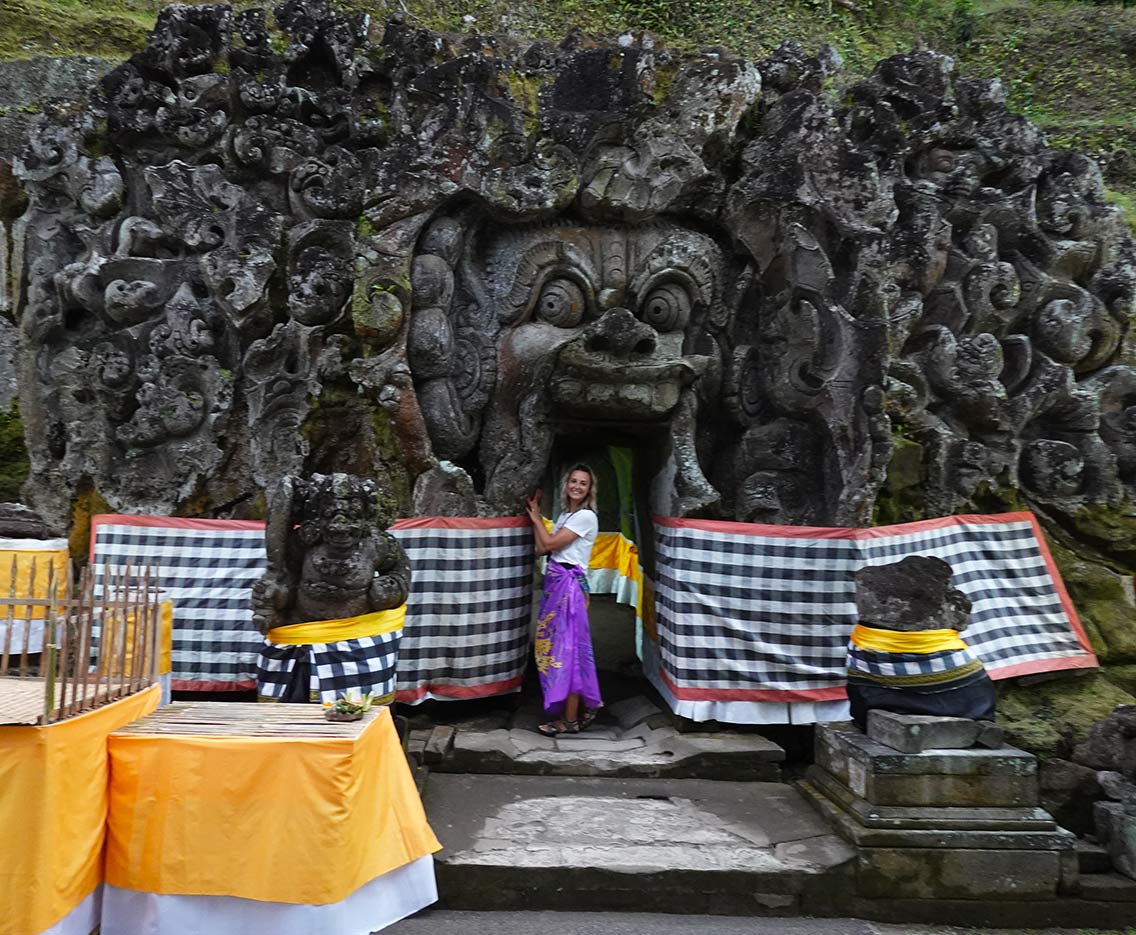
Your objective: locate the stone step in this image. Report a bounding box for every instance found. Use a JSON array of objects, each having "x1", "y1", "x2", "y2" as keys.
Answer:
[
  {"x1": 422, "y1": 773, "x2": 855, "y2": 915},
  {"x1": 1076, "y1": 840, "x2": 1113, "y2": 875},
  {"x1": 414, "y1": 694, "x2": 785, "y2": 781}
]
